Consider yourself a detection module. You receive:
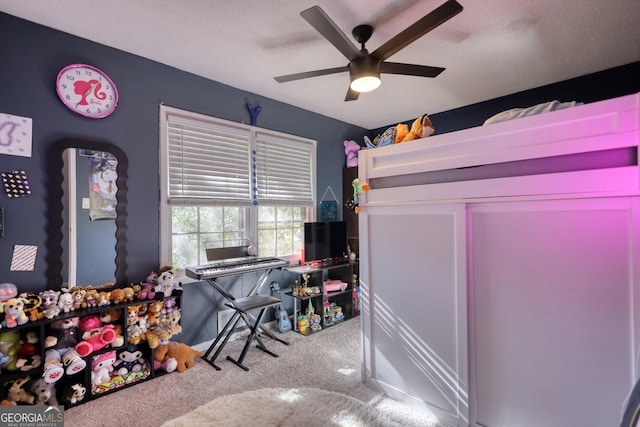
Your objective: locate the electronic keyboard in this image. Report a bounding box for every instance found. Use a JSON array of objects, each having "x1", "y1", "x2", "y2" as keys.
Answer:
[{"x1": 186, "y1": 257, "x2": 289, "y2": 280}]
